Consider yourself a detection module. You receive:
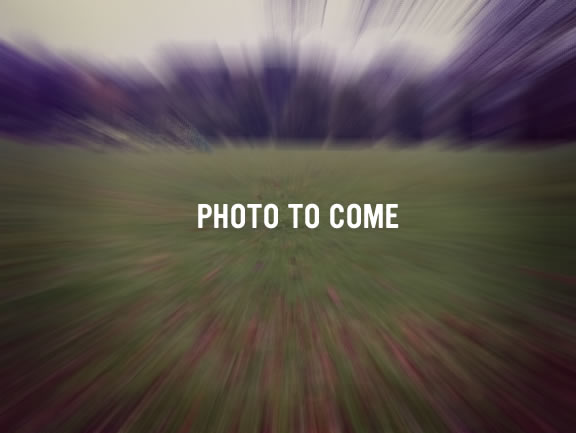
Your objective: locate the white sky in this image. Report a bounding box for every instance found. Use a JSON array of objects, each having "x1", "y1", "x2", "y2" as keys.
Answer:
[{"x1": 0, "y1": 0, "x2": 485, "y2": 68}]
